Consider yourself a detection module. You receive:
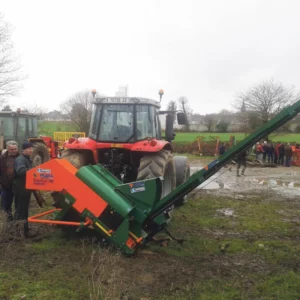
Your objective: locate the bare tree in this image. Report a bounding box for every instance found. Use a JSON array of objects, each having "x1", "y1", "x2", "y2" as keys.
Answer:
[
  {"x1": 0, "y1": 14, "x2": 26, "y2": 104},
  {"x1": 166, "y1": 100, "x2": 177, "y2": 124},
  {"x1": 216, "y1": 109, "x2": 233, "y2": 132},
  {"x1": 1, "y1": 104, "x2": 12, "y2": 111},
  {"x1": 60, "y1": 89, "x2": 99, "y2": 134},
  {"x1": 25, "y1": 104, "x2": 48, "y2": 120},
  {"x1": 234, "y1": 99, "x2": 261, "y2": 134},
  {"x1": 235, "y1": 79, "x2": 299, "y2": 124},
  {"x1": 177, "y1": 96, "x2": 192, "y2": 130},
  {"x1": 167, "y1": 100, "x2": 177, "y2": 112},
  {"x1": 202, "y1": 113, "x2": 217, "y2": 132}
]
